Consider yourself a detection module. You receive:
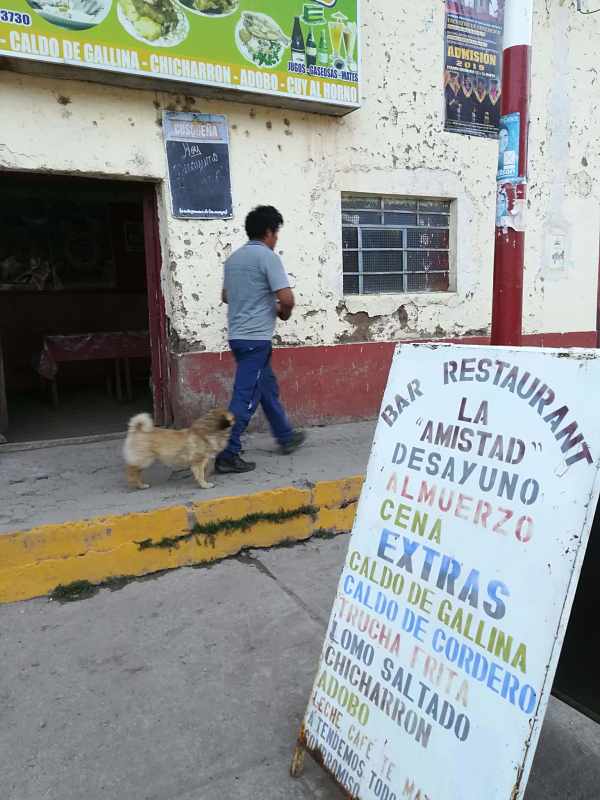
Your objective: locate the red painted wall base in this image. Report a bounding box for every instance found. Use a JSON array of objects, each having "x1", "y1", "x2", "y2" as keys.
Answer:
[{"x1": 170, "y1": 332, "x2": 597, "y2": 428}]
